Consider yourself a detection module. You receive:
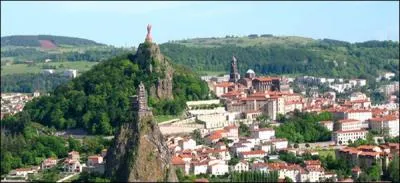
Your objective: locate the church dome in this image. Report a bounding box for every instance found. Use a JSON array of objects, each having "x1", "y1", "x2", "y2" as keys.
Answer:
[{"x1": 246, "y1": 69, "x2": 255, "y2": 74}]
